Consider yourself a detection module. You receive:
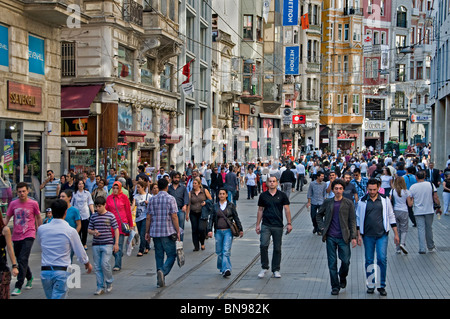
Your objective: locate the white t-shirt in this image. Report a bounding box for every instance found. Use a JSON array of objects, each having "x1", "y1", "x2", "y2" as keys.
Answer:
[
  {"x1": 246, "y1": 173, "x2": 257, "y2": 186},
  {"x1": 296, "y1": 164, "x2": 306, "y2": 175},
  {"x1": 390, "y1": 189, "x2": 411, "y2": 212},
  {"x1": 410, "y1": 182, "x2": 436, "y2": 215},
  {"x1": 71, "y1": 190, "x2": 94, "y2": 220},
  {"x1": 360, "y1": 162, "x2": 368, "y2": 173},
  {"x1": 380, "y1": 175, "x2": 393, "y2": 189}
]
